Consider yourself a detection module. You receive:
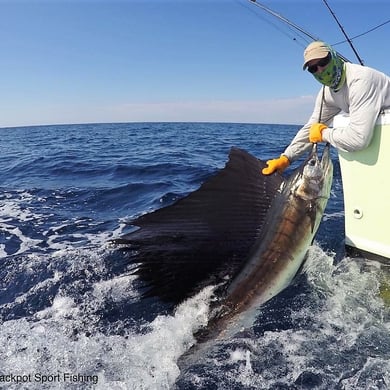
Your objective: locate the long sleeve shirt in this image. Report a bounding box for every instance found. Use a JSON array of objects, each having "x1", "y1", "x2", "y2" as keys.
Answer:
[{"x1": 283, "y1": 62, "x2": 390, "y2": 162}]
